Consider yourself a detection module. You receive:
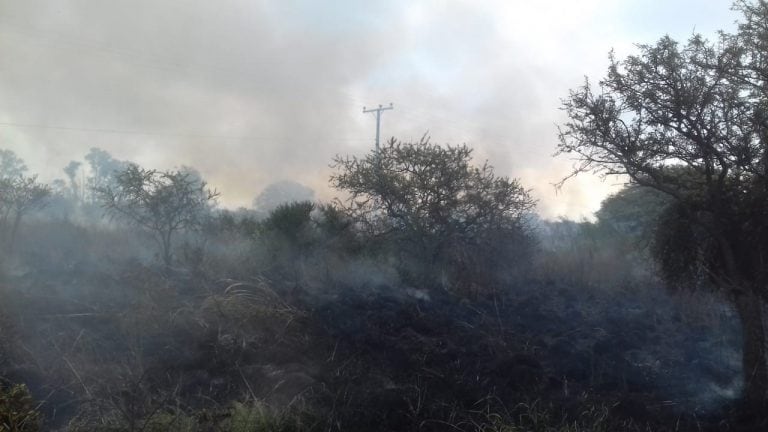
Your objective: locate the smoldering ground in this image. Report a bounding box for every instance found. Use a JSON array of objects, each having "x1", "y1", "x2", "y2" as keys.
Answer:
[{"x1": 0, "y1": 167, "x2": 745, "y2": 430}]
